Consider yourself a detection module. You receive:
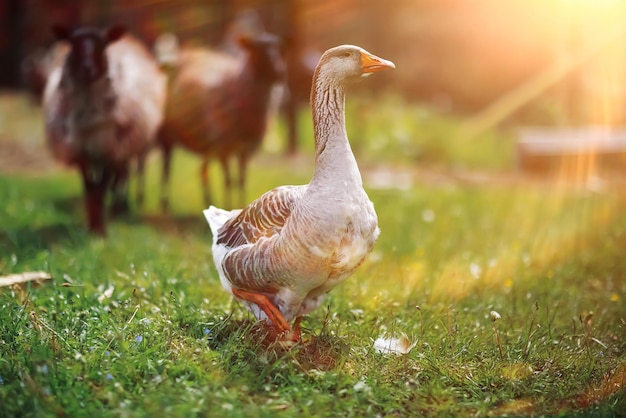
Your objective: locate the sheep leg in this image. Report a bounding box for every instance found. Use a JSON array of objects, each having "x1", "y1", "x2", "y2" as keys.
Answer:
[
  {"x1": 284, "y1": 94, "x2": 298, "y2": 156},
  {"x1": 79, "y1": 163, "x2": 110, "y2": 236},
  {"x1": 219, "y1": 157, "x2": 232, "y2": 209},
  {"x1": 201, "y1": 158, "x2": 213, "y2": 207},
  {"x1": 160, "y1": 141, "x2": 172, "y2": 213},
  {"x1": 109, "y1": 163, "x2": 130, "y2": 217},
  {"x1": 135, "y1": 151, "x2": 147, "y2": 209},
  {"x1": 237, "y1": 155, "x2": 247, "y2": 208}
]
